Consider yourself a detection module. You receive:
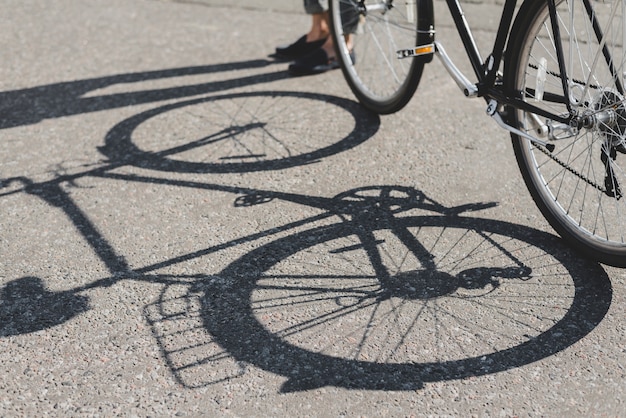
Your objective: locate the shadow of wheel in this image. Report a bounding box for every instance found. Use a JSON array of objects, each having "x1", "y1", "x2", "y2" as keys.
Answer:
[
  {"x1": 100, "y1": 91, "x2": 380, "y2": 173},
  {"x1": 199, "y1": 213, "x2": 611, "y2": 392}
]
